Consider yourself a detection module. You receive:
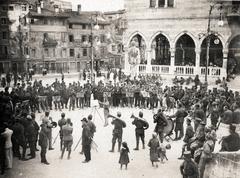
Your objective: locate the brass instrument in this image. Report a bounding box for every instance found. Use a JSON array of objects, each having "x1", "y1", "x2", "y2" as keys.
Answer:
[{"x1": 107, "y1": 114, "x2": 118, "y2": 120}]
